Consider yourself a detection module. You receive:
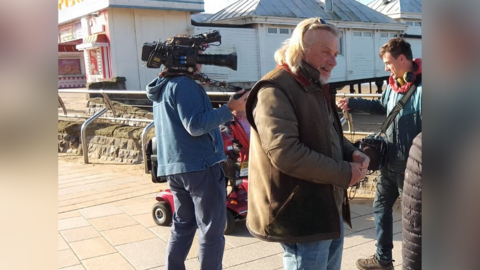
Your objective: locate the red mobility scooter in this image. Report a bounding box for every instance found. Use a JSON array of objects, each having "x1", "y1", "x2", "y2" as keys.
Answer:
[{"x1": 148, "y1": 118, "x2": 250, "y2": 235}]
